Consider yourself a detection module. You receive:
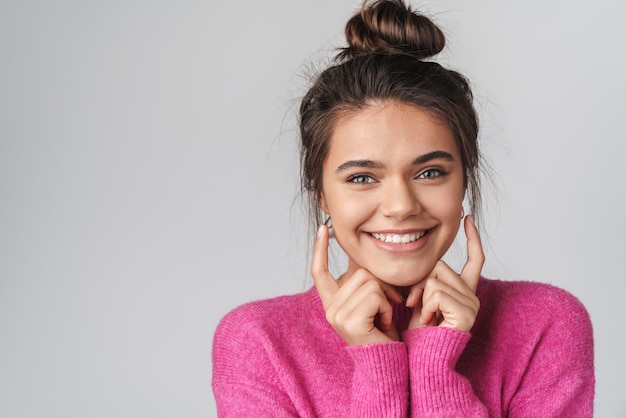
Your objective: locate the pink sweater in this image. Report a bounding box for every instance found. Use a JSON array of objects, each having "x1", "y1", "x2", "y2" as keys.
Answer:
[{"x1": 212, "y1": 278, "x2": 594, "y2": 417}]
